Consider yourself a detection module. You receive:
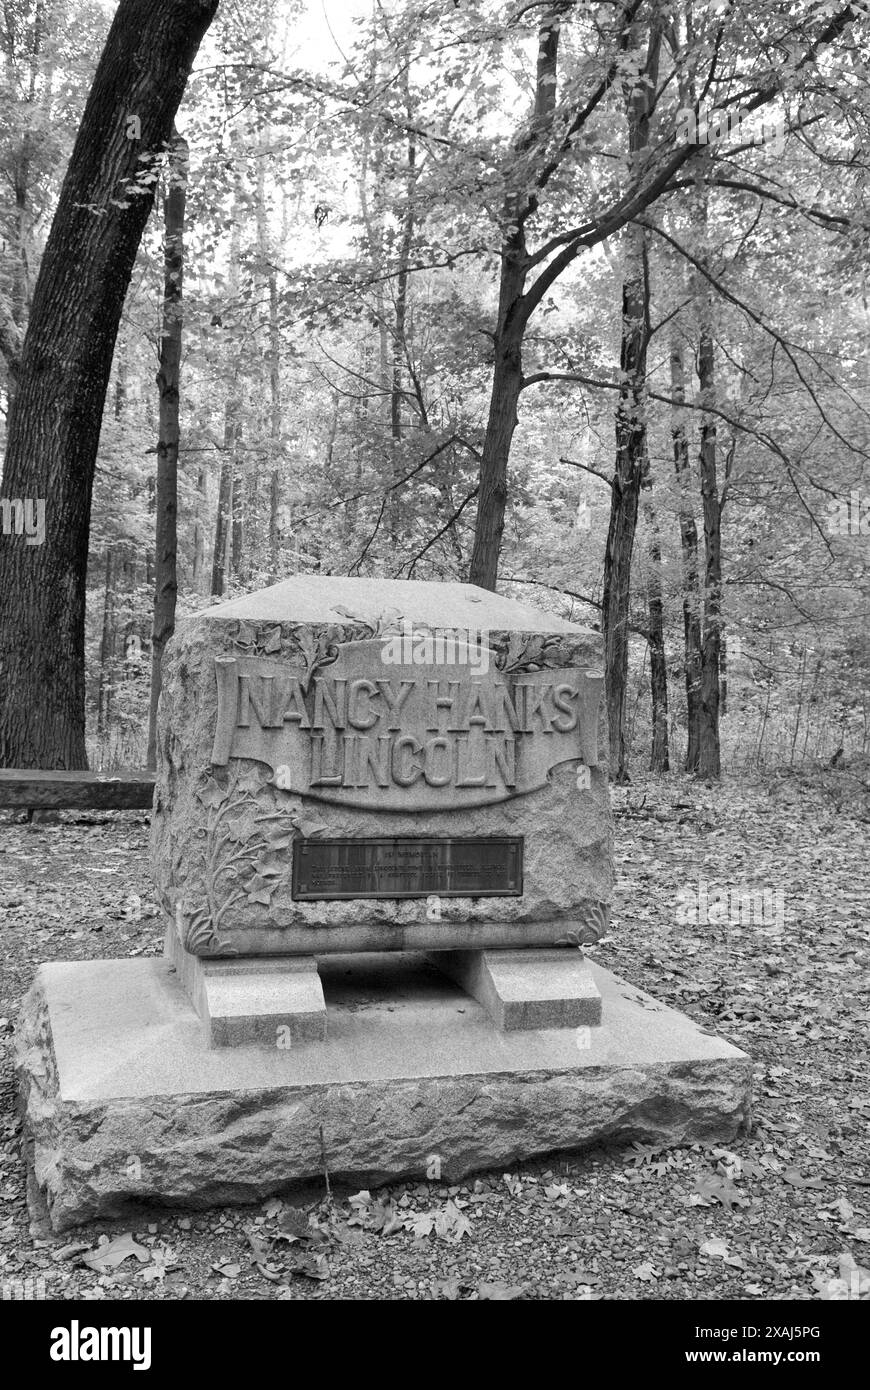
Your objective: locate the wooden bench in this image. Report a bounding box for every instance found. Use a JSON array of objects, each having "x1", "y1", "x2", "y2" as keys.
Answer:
[{"x1": 0, "y1": 768, "x2": 155, "y2": 810}]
